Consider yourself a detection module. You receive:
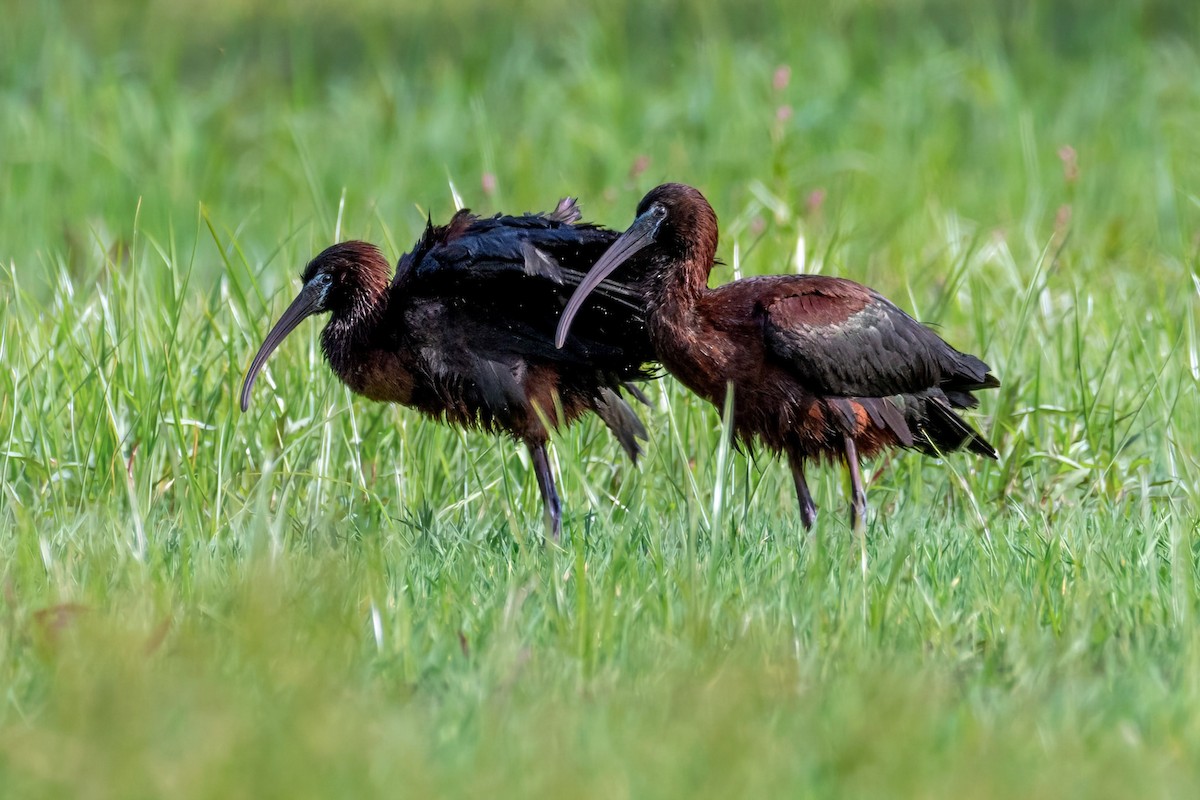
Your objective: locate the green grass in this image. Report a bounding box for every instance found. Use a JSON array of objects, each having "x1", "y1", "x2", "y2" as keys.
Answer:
[{"x1": 2, "y1": 0, "x2": 1199, "y2": 796}]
